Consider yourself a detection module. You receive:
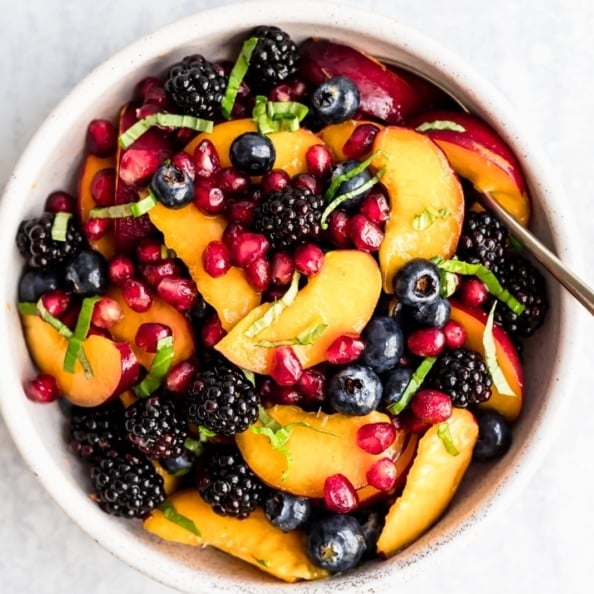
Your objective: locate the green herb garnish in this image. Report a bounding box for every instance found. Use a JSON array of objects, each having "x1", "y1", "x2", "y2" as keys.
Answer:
[
  {"x1": 387, "y1": 356, "x2": 438, "y2": 415},
  {"x1": 89, "y1": 190, "x2": 158, "y2": 219},
  {"x1": 221, "y1": 36, "x2": 259, "y2": 119},
  {"x1": 240, "y1": 368, "x2": 256, "y2": 386},
  {"x1": 253, "y1": 557, "x2": 271, "y2": 568},
  {"x1": 416, "y1": 120, "x2": 466, "y2": 133},
  {"x1": 437, "y1": 421, "x2": 459, "y2": 455},
  {"x1": 63, "y1": 296, "x2": 100, "y2": 374},
  {"x1": 255, "y1": 319, "x2": 327, "y2": 348},
  {"x1": 412, "y1": 206, "x2": 450, "y2": 231},
  {"x1": 158, "y1": 501, "x2": 201, "y2": 537},
  {"x1": 483, "y1": 302, "x2": 516, "y2": 396},
  {"x1": 133, "y1": 335, "x2": 175, "y2": 397},
  {"x1": 50, "y1": 212, "x2": 72, "y2": 242},
  {"x1": 252, "y1": 95, "x2": 309, "y2": 134}
]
